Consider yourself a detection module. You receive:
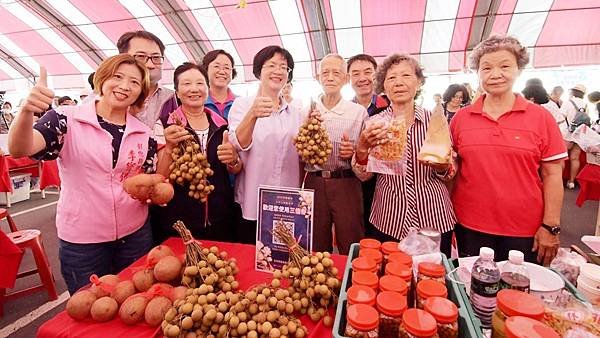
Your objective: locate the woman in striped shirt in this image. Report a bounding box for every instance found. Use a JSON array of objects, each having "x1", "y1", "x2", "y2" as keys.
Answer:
[{"x1": 352, "y1": 54, "x2": 456, "y2": 257}]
